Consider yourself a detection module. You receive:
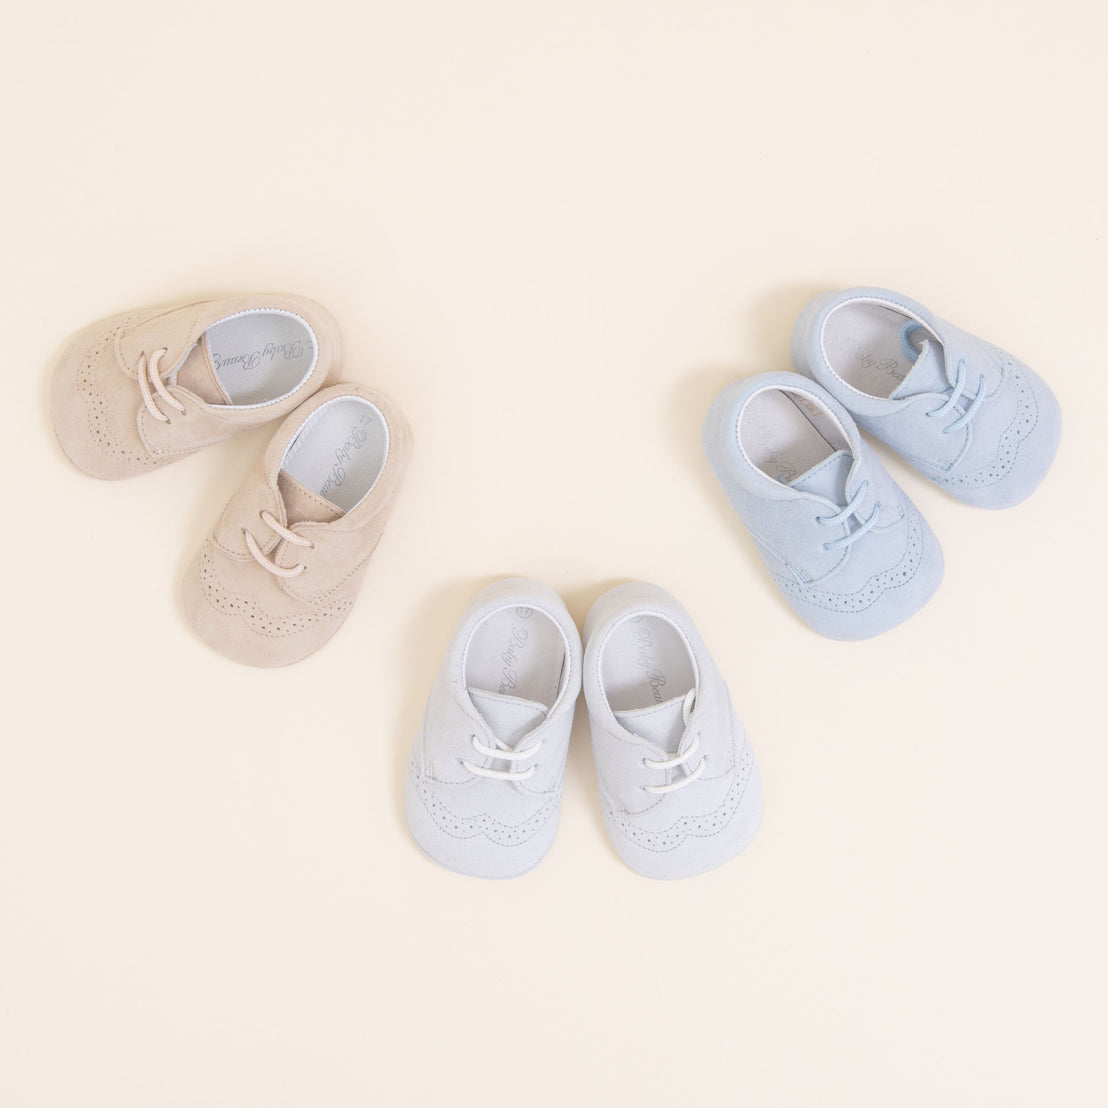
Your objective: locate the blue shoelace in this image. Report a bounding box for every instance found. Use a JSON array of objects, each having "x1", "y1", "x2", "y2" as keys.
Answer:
[
  {"x1": 817, "y1": 479, "x2": 879, "y2": 552},
  {"x1": 900, "y1": 322, "x2": 987, "y2": 434}
]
